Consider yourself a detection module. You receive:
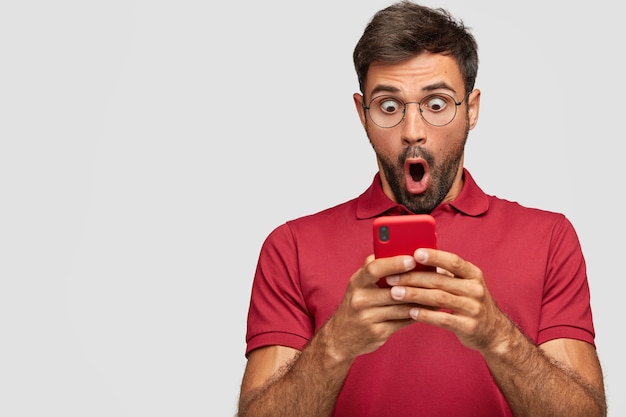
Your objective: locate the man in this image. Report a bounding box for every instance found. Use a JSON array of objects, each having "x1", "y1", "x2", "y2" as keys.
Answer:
[{"x1": 237, "y1": 2, "x2": 607, "y2": 416}]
